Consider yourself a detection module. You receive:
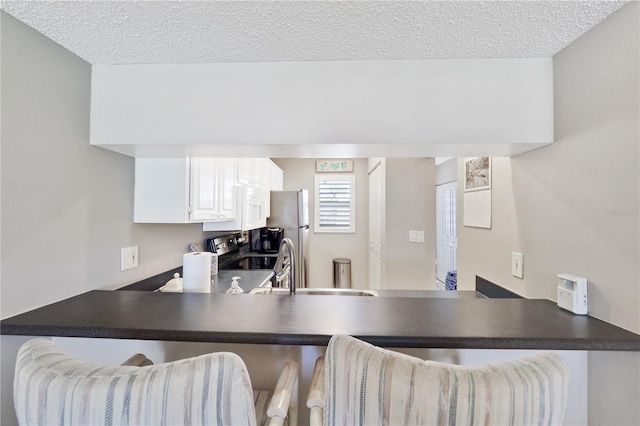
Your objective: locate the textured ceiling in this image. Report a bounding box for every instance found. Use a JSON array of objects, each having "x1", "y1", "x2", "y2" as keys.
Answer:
[{"x1": 0, "y1": 1, "x2": 628, "y2": 65}]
